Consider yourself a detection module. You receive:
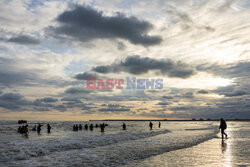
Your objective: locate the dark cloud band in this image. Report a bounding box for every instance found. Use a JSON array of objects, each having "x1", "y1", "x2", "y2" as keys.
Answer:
[
  {"x1": 50, "y1": 5, "x2": 162, "y2": 46},
  {"x1": 91, "y1": 55, "x2": 195, "y2": 78}
]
